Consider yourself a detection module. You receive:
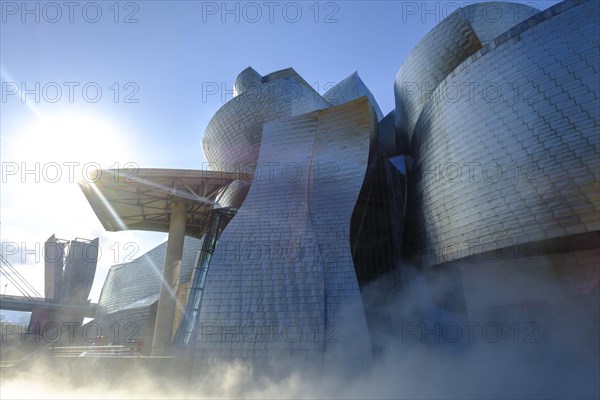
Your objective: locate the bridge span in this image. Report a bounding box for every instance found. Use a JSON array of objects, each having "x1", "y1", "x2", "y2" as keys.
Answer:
[{"x1": 0, "y1": 294, "x2": 97, "y2": 318}]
